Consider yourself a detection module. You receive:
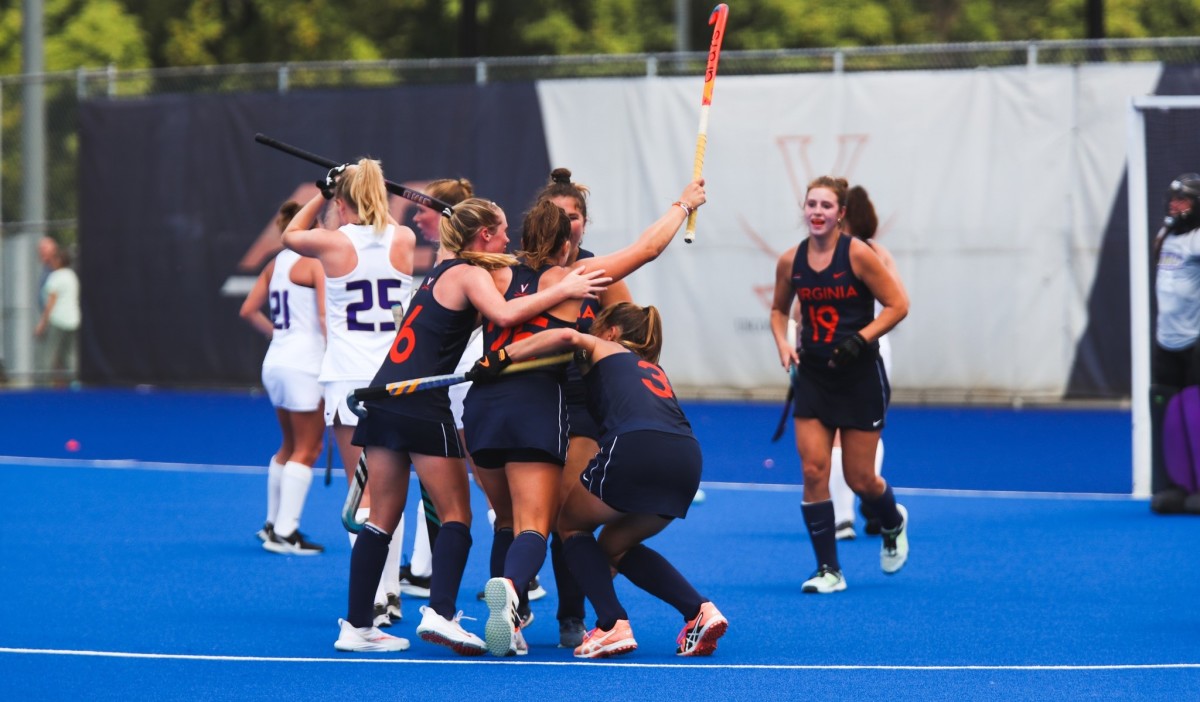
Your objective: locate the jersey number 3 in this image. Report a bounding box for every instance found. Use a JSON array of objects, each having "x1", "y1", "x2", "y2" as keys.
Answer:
[{"x1": 638, "y1": 360, "x2": 674, "y2": 399}]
